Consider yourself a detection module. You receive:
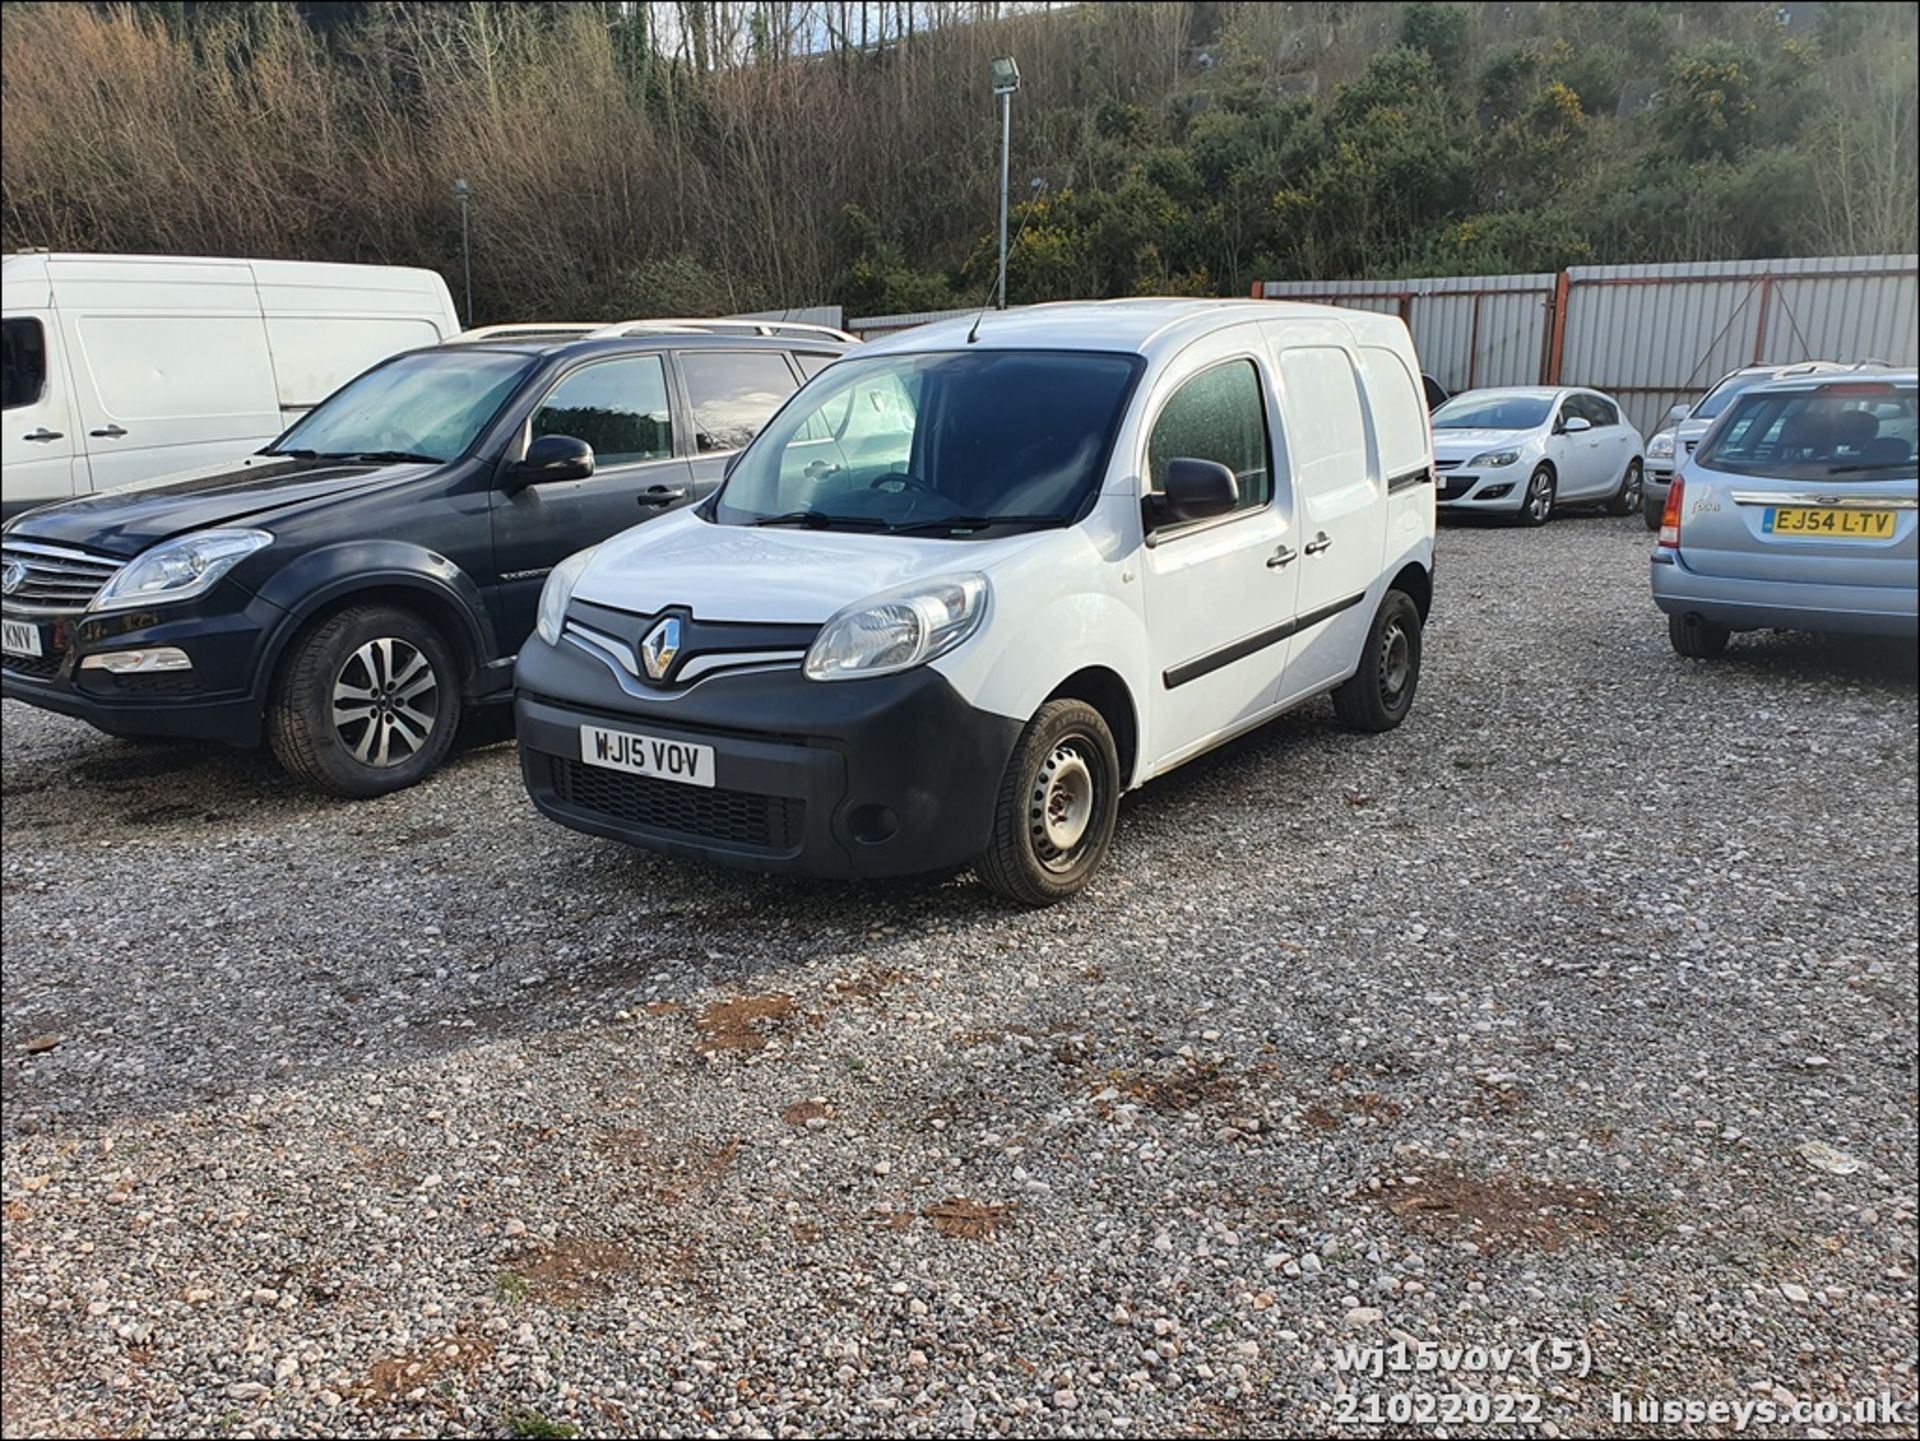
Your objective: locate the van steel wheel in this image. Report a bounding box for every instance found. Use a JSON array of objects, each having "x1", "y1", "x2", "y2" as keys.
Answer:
[
  {"x1": 1606, "y1": 458, "x2": 1644, "y2": 516},
  {"x1": 1332, "y1": 589, "x2": 1423, "y2": 732},
  {"x1": 1516, "y1": 466, "x2": 1555, "y2": 527},
  {"x1": 978, "y1": 699, "x2": 1120, "y2": 906},
  {"x1": 269, "y1": 604, "x2": 462, "y2": 797}
]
